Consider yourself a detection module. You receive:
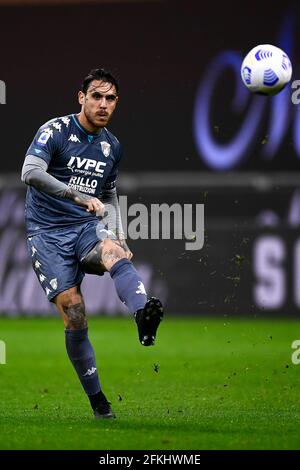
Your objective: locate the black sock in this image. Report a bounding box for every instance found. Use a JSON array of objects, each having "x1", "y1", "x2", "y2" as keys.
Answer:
[
  {"x1": 88, "y1": 390, "x2": 108, "y2": 410},
  {"x1": 65, "y1": 327, "x2": 101, "y2": 396},
  {"x1": 110, "y1": 259, "x2": 147, "y2": 313}
]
